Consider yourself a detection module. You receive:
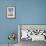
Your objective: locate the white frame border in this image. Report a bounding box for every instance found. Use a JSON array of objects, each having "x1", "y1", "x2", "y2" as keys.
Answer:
[{"x1": 7, "y1": 7, "x2": 16, "y2": 19}]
